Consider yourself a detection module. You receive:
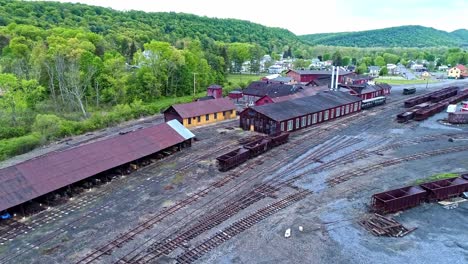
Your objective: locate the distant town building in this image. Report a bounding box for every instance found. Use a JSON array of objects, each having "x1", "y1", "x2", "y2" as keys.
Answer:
[
  {"x1": 368, "y1": 66, "x2": 381, "y2": 77},
  {"x1": 448, "y1": 64, "x2": 467, "y2": 79}
]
